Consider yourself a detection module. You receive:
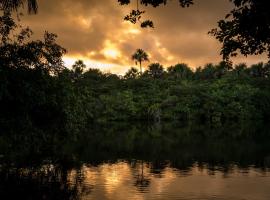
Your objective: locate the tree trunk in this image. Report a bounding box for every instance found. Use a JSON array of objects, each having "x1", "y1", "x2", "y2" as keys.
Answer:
[{"x1": 139, "y1": 61, "x2": 142, "y2": 74}]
